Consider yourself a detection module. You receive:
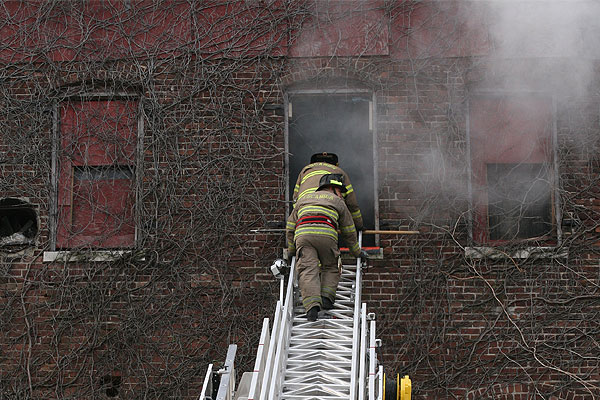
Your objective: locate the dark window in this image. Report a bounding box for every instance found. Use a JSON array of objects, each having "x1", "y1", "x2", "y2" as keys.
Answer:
[
  {"x1": 469, "y1": 94, "x2": 554, "y2": 243},
  {"x1": 0, "y1": 198, "x2": 38, "y2": 246},
  {"x1": 56, "y1": 99, "x2": 138, "y2": 249},
  {"x1": 487, "y1": 163, "x2": 552, "y2": 240},
  {"x1": 288, "y1": 93, "x2": 375, "y2": 245}
]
